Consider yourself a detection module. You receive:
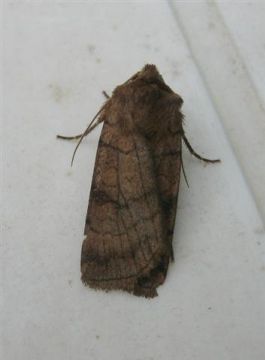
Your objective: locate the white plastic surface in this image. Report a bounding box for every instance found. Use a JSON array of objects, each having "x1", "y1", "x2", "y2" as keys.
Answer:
[{"x1": 2, "y1": 2, "x2": 265, "y2": 360}]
